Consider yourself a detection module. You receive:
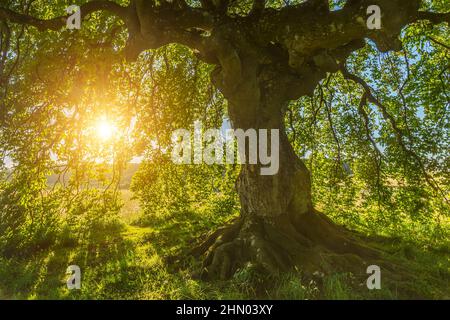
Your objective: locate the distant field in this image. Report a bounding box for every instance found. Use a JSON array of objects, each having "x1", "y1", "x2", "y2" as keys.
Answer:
[{"x1": 119, "y1": 189, "x2": 141, "y2": 223}]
